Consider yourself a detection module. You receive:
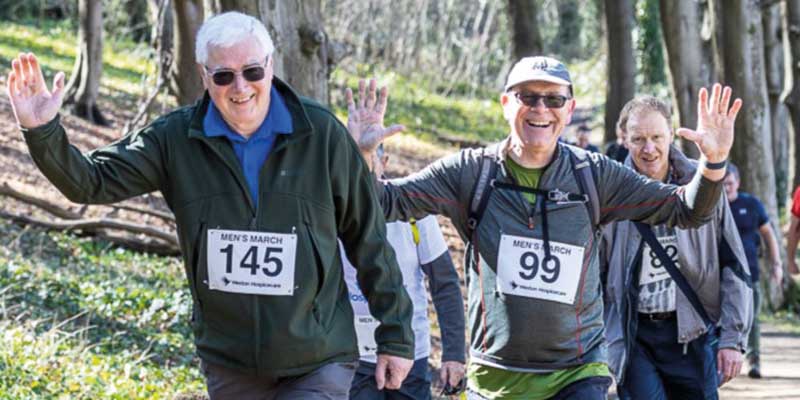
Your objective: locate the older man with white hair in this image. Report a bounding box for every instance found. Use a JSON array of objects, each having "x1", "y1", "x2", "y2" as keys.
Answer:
[{"x1": 6, "y1": 11, "x2": 414, "y2": 399}]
